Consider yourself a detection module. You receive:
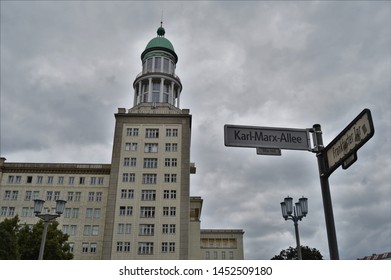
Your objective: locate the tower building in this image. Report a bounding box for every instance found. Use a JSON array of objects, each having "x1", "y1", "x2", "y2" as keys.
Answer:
[{"x1": 0, "y1": 24, "x2": 244, "y2": 260}]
